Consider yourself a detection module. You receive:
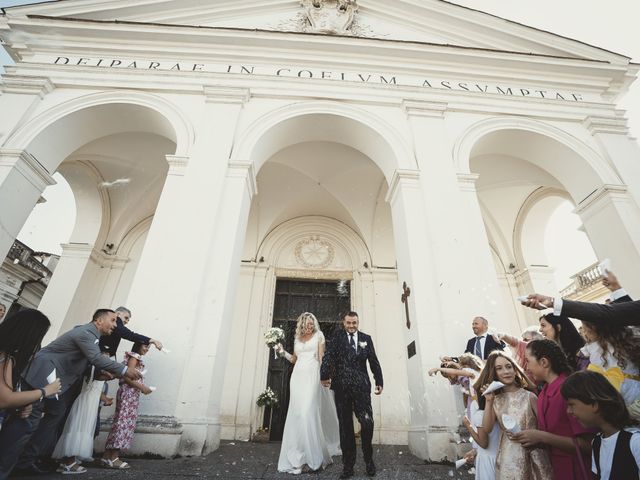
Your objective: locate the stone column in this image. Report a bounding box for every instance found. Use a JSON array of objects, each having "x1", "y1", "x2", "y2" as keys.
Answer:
[
  {"x1": 38, "y1": 243, "x2": 93, "y2": 341},
  {"x1": 172, "y1": 160, "x2": 257, "y2": 455},
  {"x1": 0, "y1": 149, "x2": 55, "y2": 262},
  {"x1": 584, "y1": 115, "x2": 640, "y2": 209},
  {"x1": 404, "y1": 101, "x2": 509, "y2": 336},
  {"x1": 39, "y1": 244, "x2": 130, "y2": 343},
  {"x1": 386, "y1": 168, "x2": 459, "y2": 460},
  {"x1": 575, "y1": 184, "x2": 640, "y2": 297},
  {"x1": 119, "y1": 87, "x2": 251, "y2": 456},
  {"x1": 393, "y1": 100, "x2": 516, "y2": 460},
  {"x1": 220, "y1": 262, "x2": 270, "y2": 441}
]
